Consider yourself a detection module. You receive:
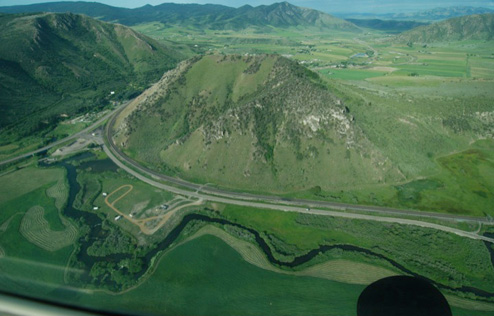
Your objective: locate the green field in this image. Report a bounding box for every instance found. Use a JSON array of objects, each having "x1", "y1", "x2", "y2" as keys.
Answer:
[
  {"x1": 0, "y1": 150, "x2": 493, "y2": 315},
  {"x1": 319, "y1": 68, "x2": 388, "y2": 80},
  {"x1": 0, "y1": 167, "x2": 75, "y2": 300},
  {"x1": 77, "y1": 235, "x2": 365, "y2": 316},
  {"x1": 0, "y1": 13, "x2": 493, "y2": 316},
  {"x1": 124, "y1": 23, "x2": 494, "y2": 217}
]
